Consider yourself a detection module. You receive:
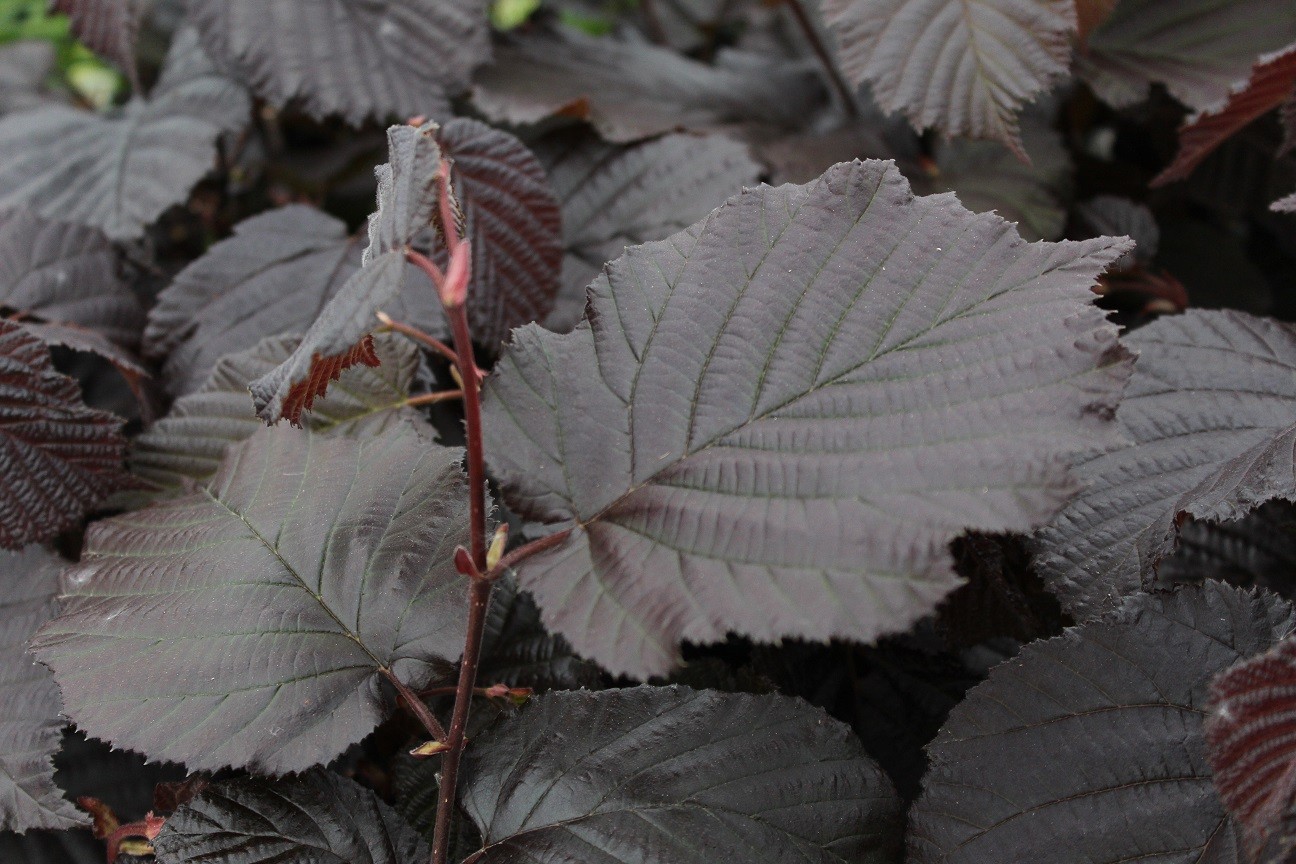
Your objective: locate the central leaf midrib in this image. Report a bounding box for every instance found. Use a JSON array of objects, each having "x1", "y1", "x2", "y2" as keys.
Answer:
[{"x1": 200, "y1": 486, "x2": 390, "y2": 672}]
